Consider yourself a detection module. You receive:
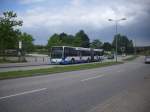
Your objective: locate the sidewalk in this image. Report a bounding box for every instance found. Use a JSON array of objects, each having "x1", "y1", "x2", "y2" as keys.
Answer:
[{"x1": 0, "y1": 62, "x2": 50, "y2": 68}]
